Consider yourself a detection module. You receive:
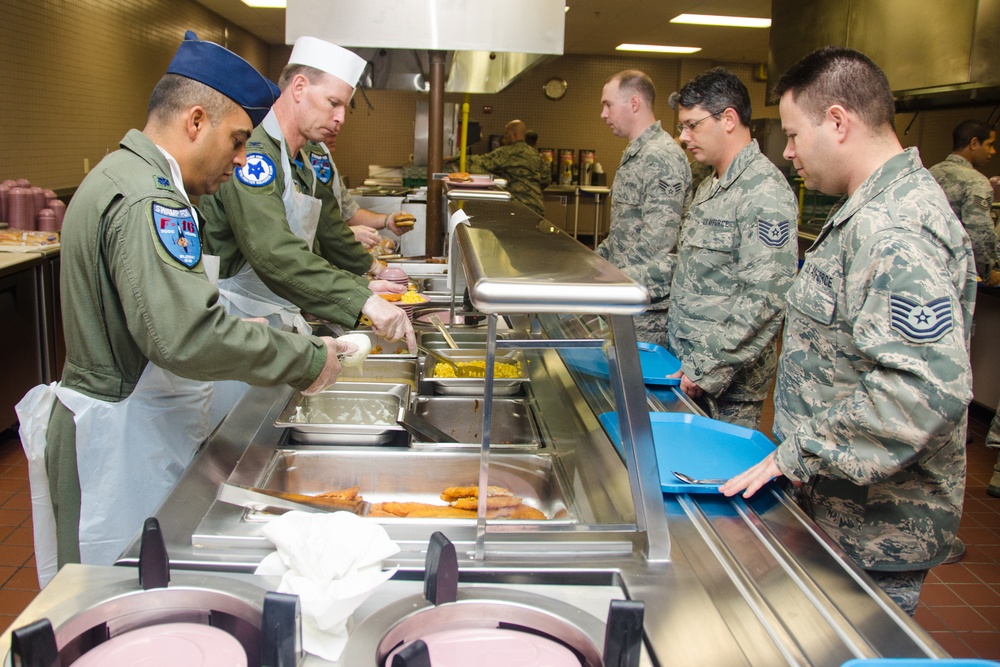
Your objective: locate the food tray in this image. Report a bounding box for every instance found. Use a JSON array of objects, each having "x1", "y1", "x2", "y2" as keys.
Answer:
[
  {"x1": 250, "y1": 449, "x2": 571, "y2": 523},
  {"x1": 560, "y1": 342, "x2": 681, "y2": 386},
  {"x1": 337, "y1": 358, "x2": 418, "y2": 389},
  {"x1": 441, "y1": 175, "x2": 495, "y2": 188},
  {"x1": 597, "y1": 412, "x2": 776, "y2": 494},
  {"x1": 274, "y1": 382, "x2": 410, "y2": 445},
  {"x1": 411, "y1": 397, "x2": 540, "y2": 449},
  {"x1": 421, "y1": 349, "x2": 529, "y2": 396}
]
